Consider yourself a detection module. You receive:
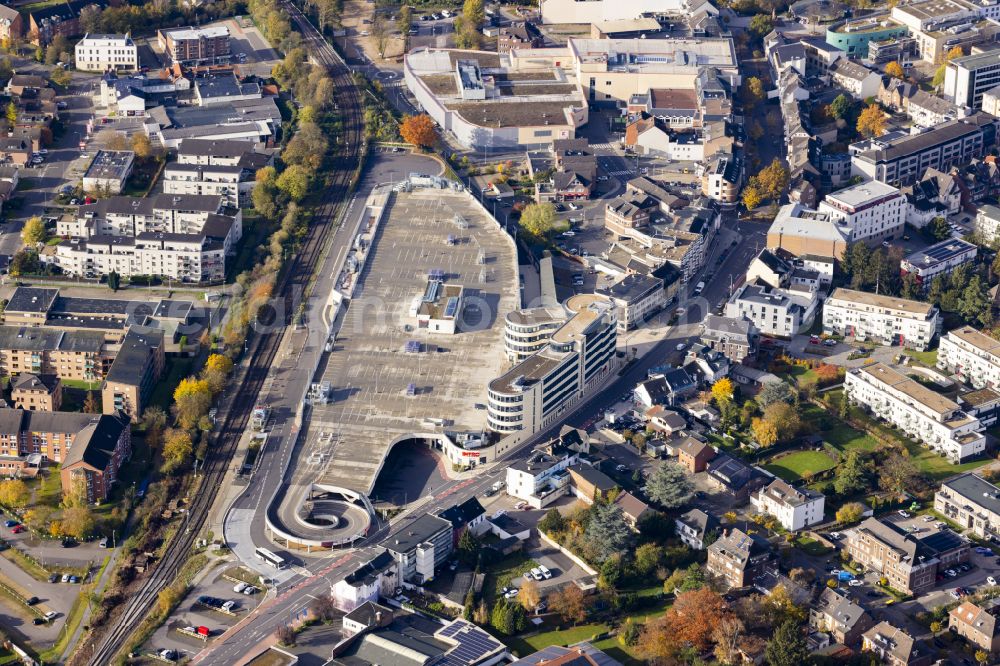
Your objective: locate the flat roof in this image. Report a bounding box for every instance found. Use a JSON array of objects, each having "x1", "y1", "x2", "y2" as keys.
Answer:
[
  {"x1": 947, "y1": 325, "x2": 1000, "y2": 355},
  {"x1": 298, "y1": 189, "x2": 519, "y2": 496},
  {"x1": 855, "y1": 362, "x2": 958, "y2": 416},
  {"x1": 83, "y1": 150, "x2": 133, "y2": 182},
  {"x1": 903, "y1": 238, "x2": 977, "y2": 269},
  {"x1": 828, "y1": 288, "x2": 936, "y2": 317},
  {"x1": 823, "y1": 180, "x2": 901, "y2": 209},
  {"x1": 895, "y1": 0, "x2": 975, "y2": 21}
]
